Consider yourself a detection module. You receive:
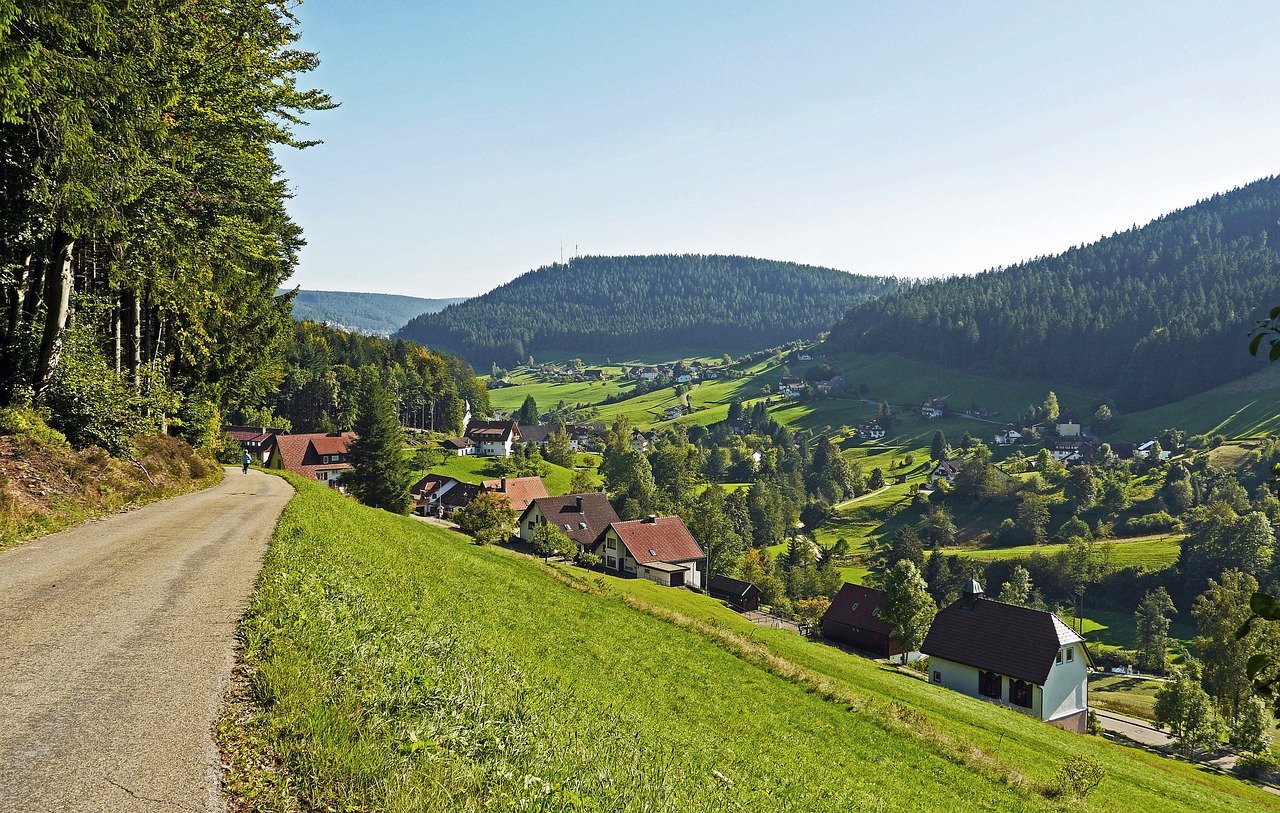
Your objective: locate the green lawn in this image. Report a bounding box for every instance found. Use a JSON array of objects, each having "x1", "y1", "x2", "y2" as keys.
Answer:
[
  {"x1": 1088, "y1": 674, "x2": 1165, "y2": 721},
  {"x1": 1118, "y1": 383, "x2": 1280, "y2": 441},
  {"x1": 954, "y1": 534, "x2": 1183, "y2": 572},
  {"x1": 412, "y1": 453, "x2": 594, "y2": 495},
  {"x1": 222, "y1": 478, "x2": 1280, "y2": 812}
]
